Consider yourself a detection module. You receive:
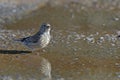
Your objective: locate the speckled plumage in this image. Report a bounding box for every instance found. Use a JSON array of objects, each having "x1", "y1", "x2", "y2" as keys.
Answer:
[{"x1": 15, "y1": 23, "x2": 51, "y2": 51}]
